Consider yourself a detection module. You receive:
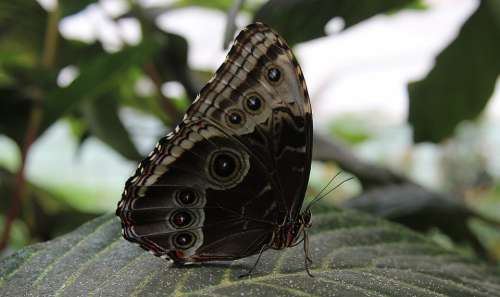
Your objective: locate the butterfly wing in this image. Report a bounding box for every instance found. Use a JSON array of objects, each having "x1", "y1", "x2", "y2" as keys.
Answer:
[
  {"x1": 187, "y1": 23, "x2": 313, "y2": 220},
  {"x1": 116, "y1": 23, "x2": 312, "y2": 262},
  {"x1": 118, "y1": 119, "x2": 276, "y2": 261}
]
